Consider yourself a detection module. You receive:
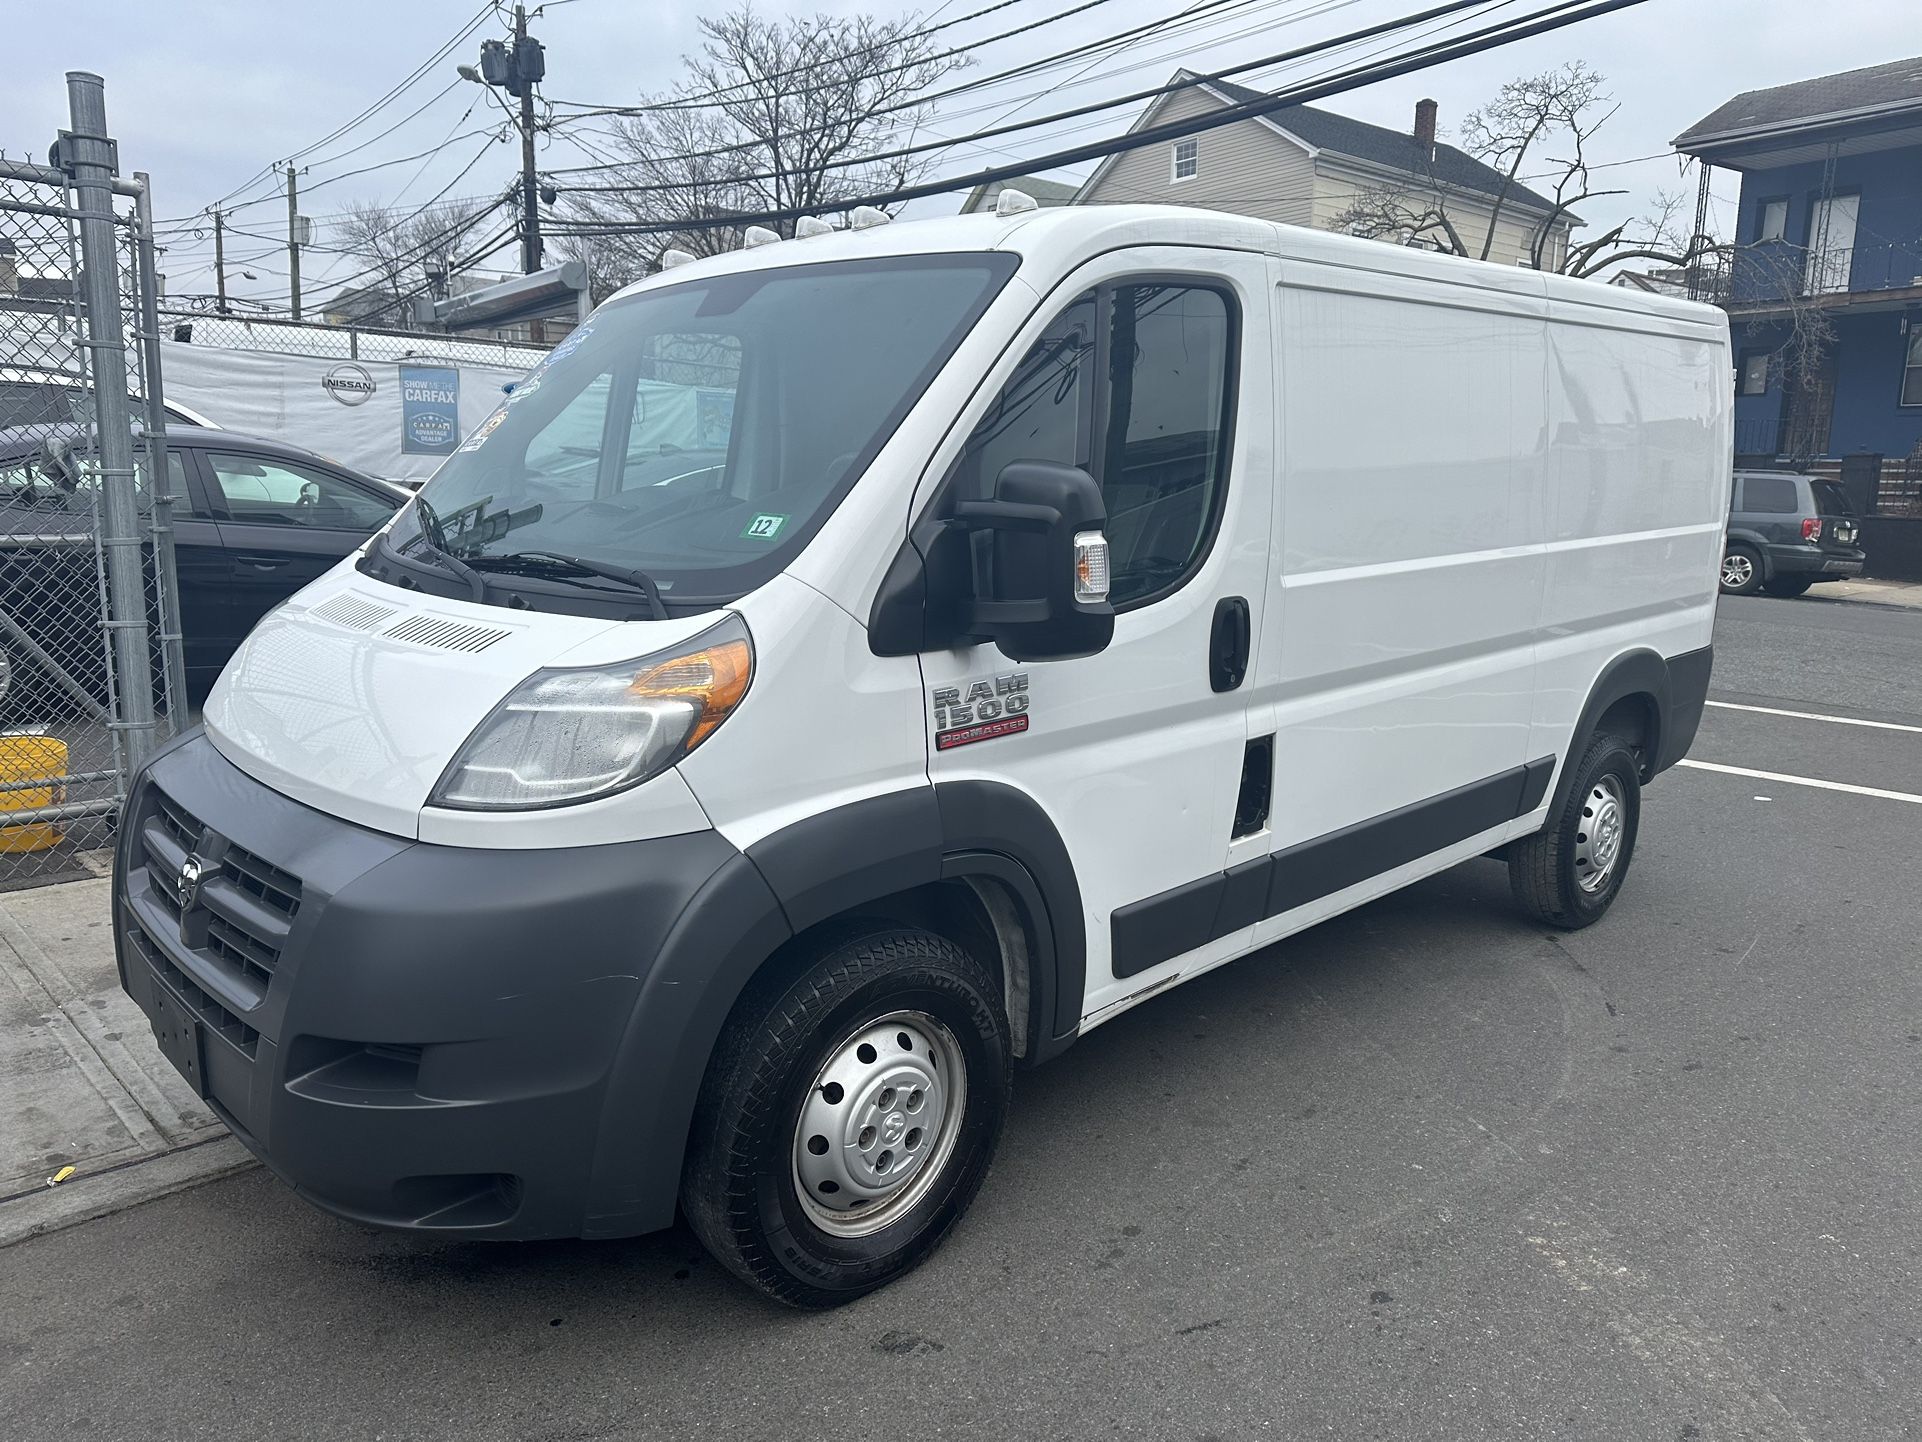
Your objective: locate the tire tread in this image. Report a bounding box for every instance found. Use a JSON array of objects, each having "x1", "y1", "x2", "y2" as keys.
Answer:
[
  {"x1": 1509, "y1": 731, "x2": 1640, "y2": 930},
  {"x1": 682, "y1": 925, "x2": 1005, "y2": 1307}
]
